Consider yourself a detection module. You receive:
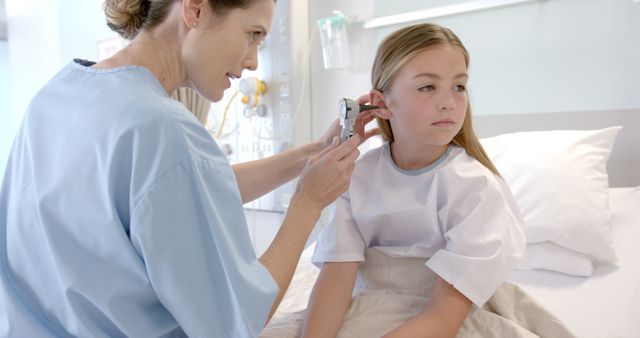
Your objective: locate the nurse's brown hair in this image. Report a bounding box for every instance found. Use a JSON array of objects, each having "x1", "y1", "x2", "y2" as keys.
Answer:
[{"x1": 104, "y1": 0, "x2": 273, "y2": 39}]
